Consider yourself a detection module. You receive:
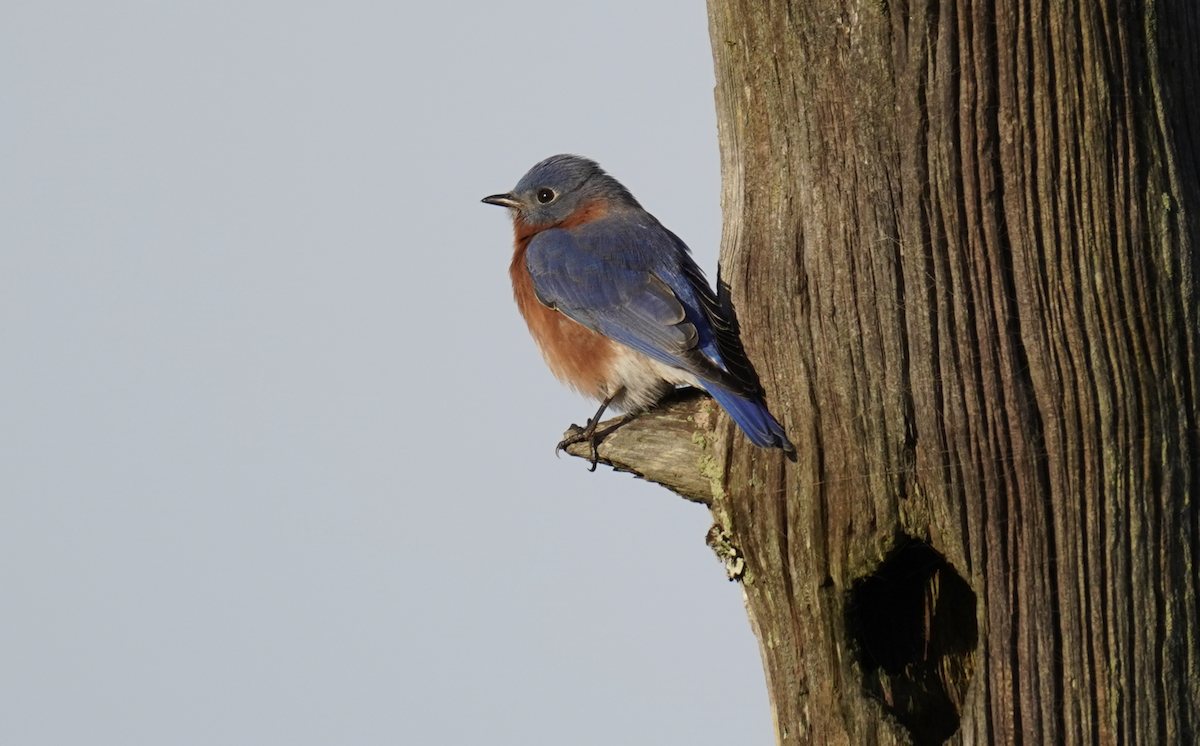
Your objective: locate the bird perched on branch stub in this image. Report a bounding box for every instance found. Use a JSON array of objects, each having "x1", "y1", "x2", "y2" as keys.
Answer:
[{"x1": 483, "y1": 154, "x2": 792, "y2": 469}]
